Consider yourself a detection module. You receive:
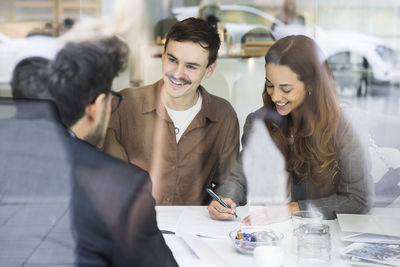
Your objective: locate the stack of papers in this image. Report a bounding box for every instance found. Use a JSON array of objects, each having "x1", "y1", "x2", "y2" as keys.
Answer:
[
  {"x1": 342, "y1": 243, "x2": 400, "y2": 266},
  {"x1": 337, "y1": 211, "x2": 400, "y2": 266},
  {"x1": 343, "y1": 233, "x2": 400, "y2": 245},
  {"x1": 337, "y1": 213, "x2": 400, "y2": 237}
]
